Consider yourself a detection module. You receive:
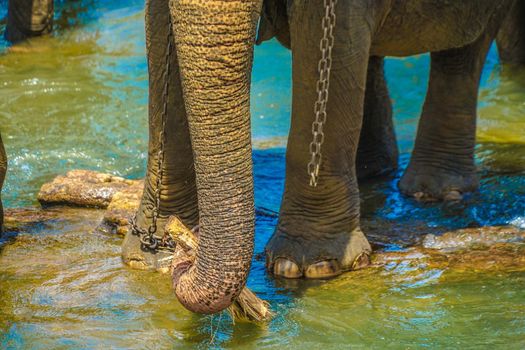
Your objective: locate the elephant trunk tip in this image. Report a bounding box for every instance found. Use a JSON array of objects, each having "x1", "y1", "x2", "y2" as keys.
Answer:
[
  {"x1": 166, "y1": 217, "x2": 271, "y2": 321},
  {"x1": 175, "y1": 278, "x2": 237, "y2": 315},
  {"x1": 175, "y1": 273, "x2": 273, "y2": 321}
]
